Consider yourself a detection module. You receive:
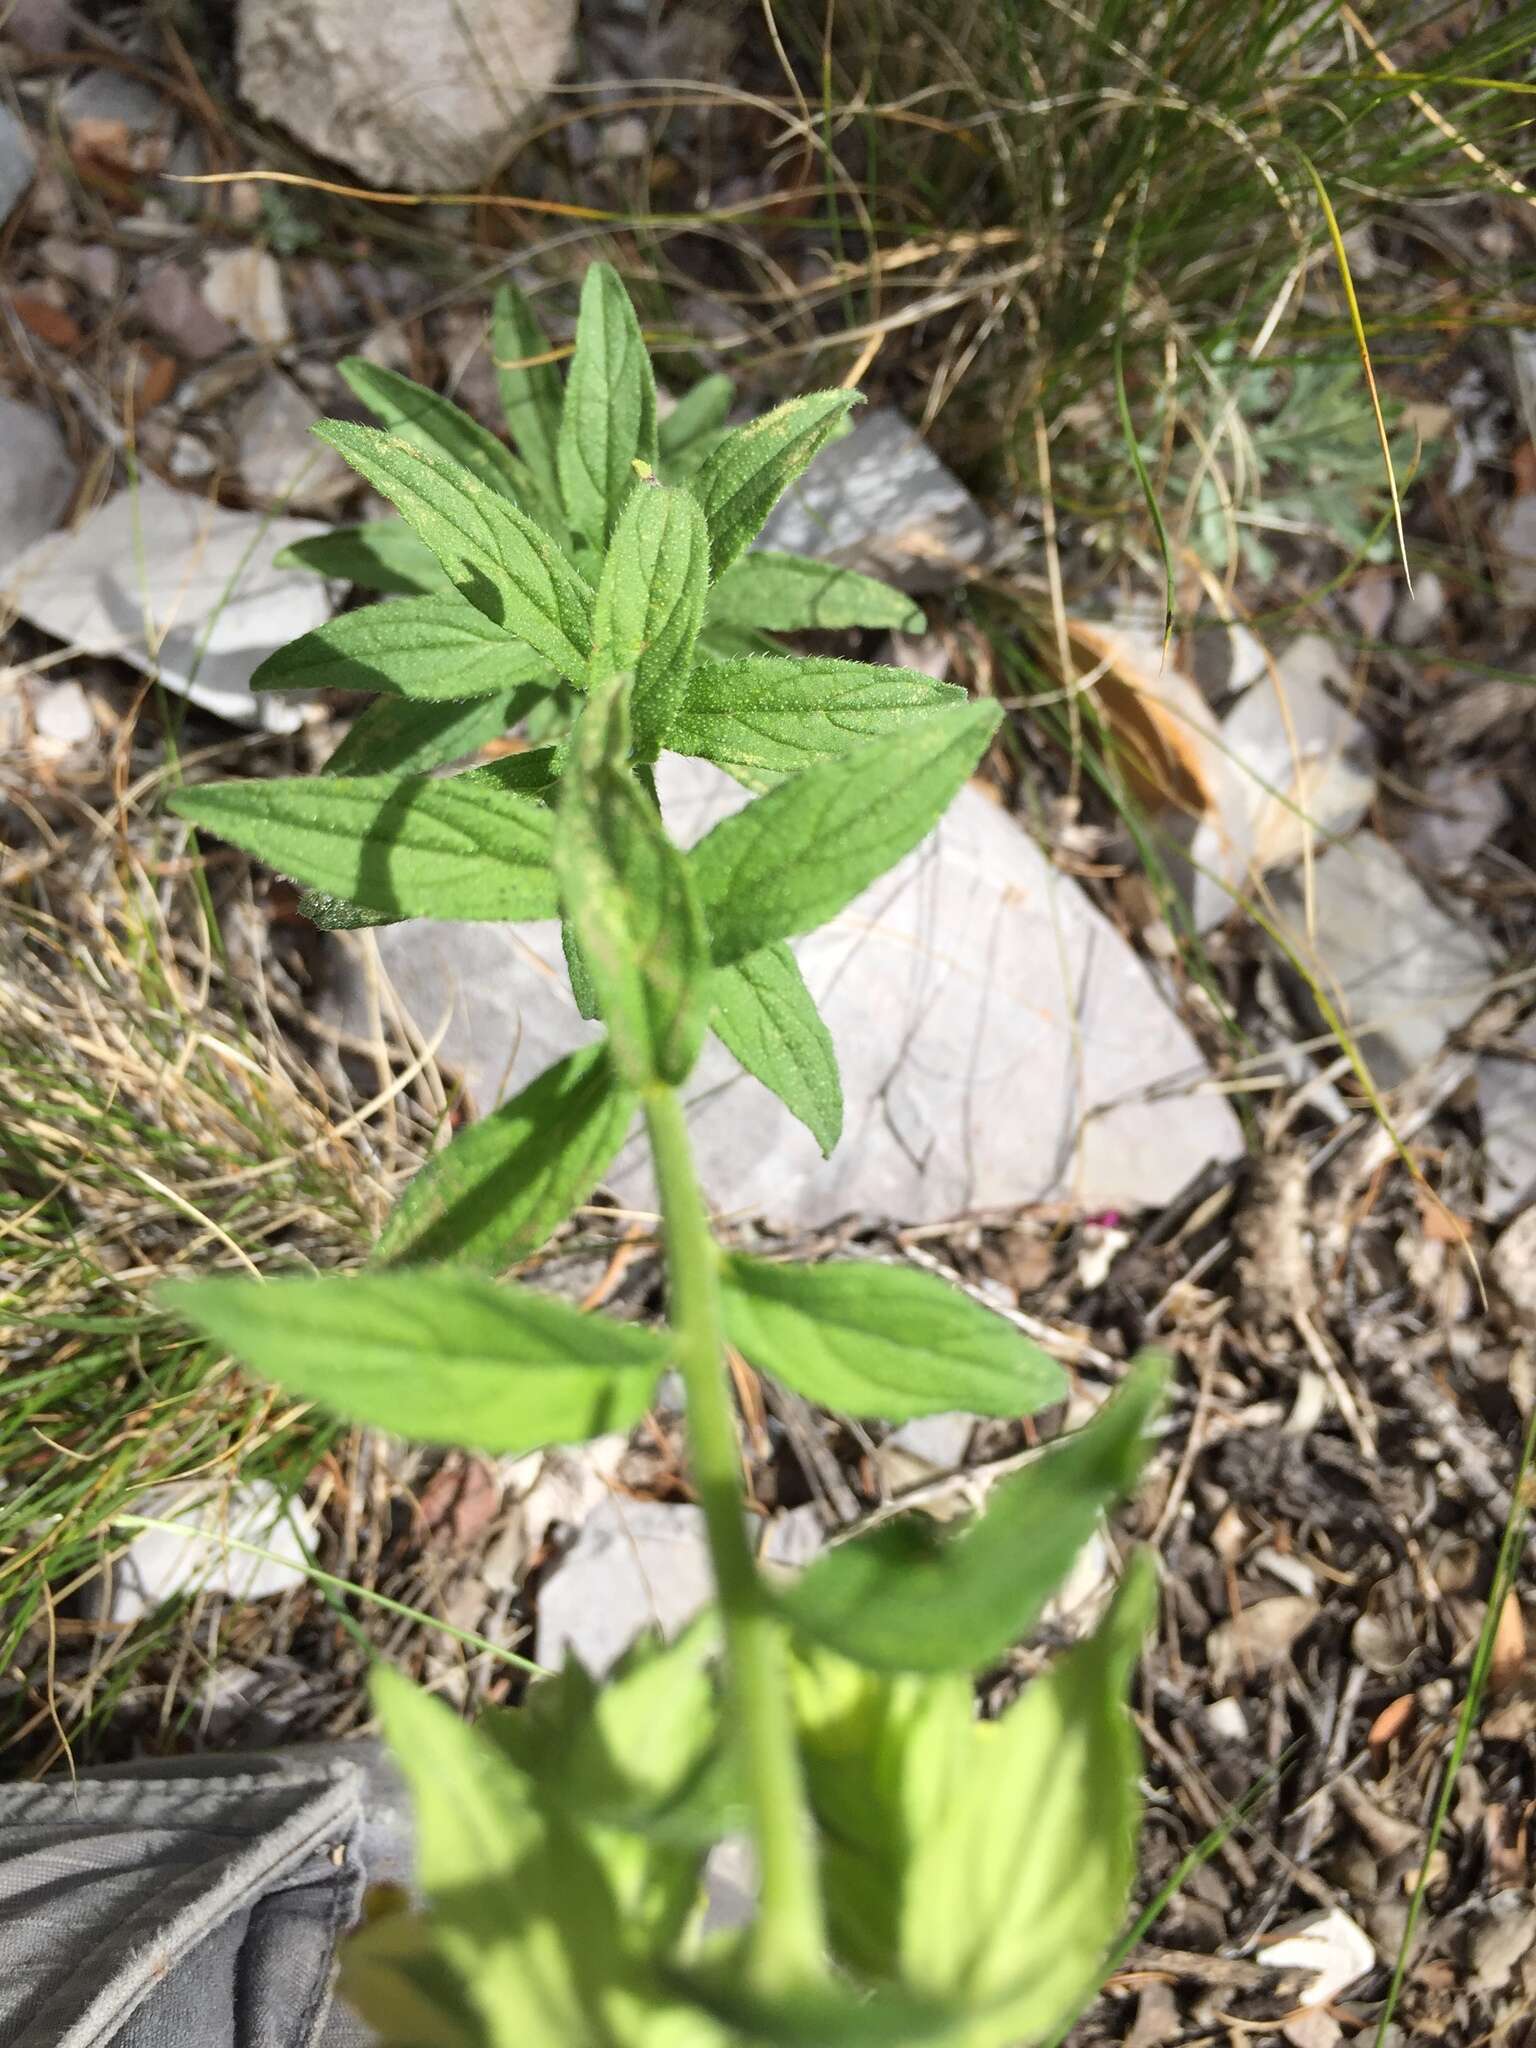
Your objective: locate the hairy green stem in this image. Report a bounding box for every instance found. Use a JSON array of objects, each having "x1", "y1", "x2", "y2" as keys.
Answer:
[{"x1": 643, "y1": 1084, "x2": 825, "y2": 1986}]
